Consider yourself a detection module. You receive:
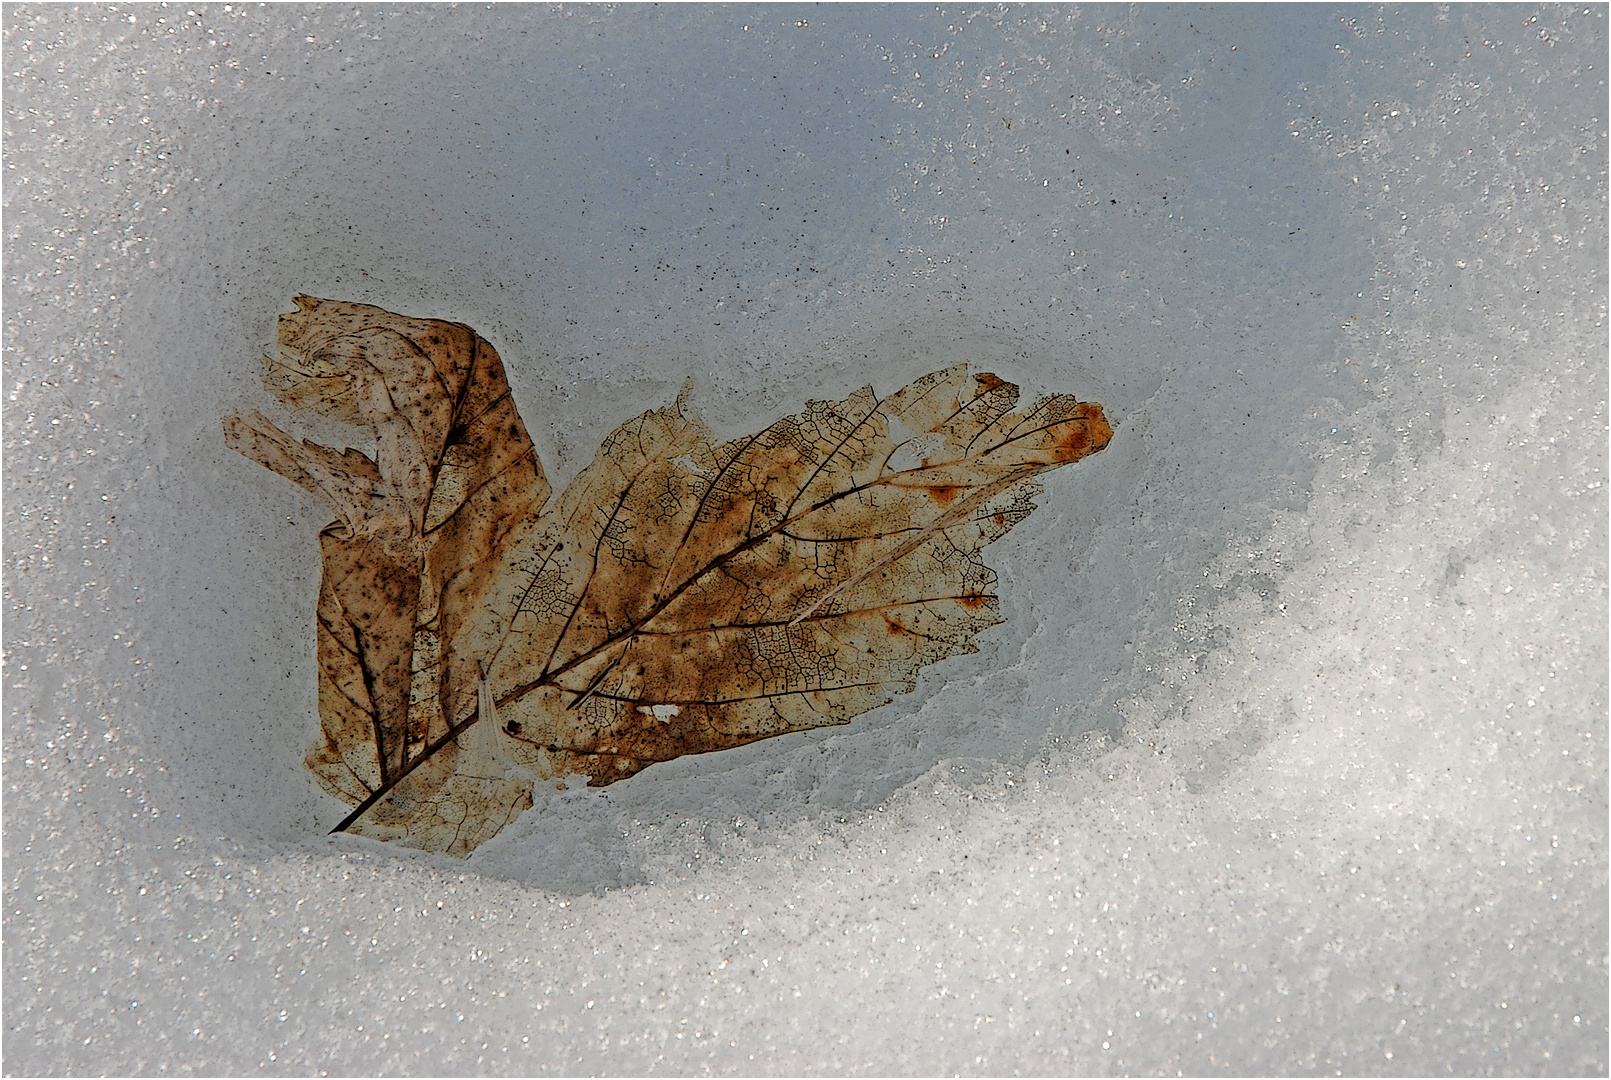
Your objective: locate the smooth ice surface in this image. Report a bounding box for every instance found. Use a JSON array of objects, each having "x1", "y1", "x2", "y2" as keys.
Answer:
[{"x1": 4, "y1": 4, "x2": 1605, "y2": 1074}]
